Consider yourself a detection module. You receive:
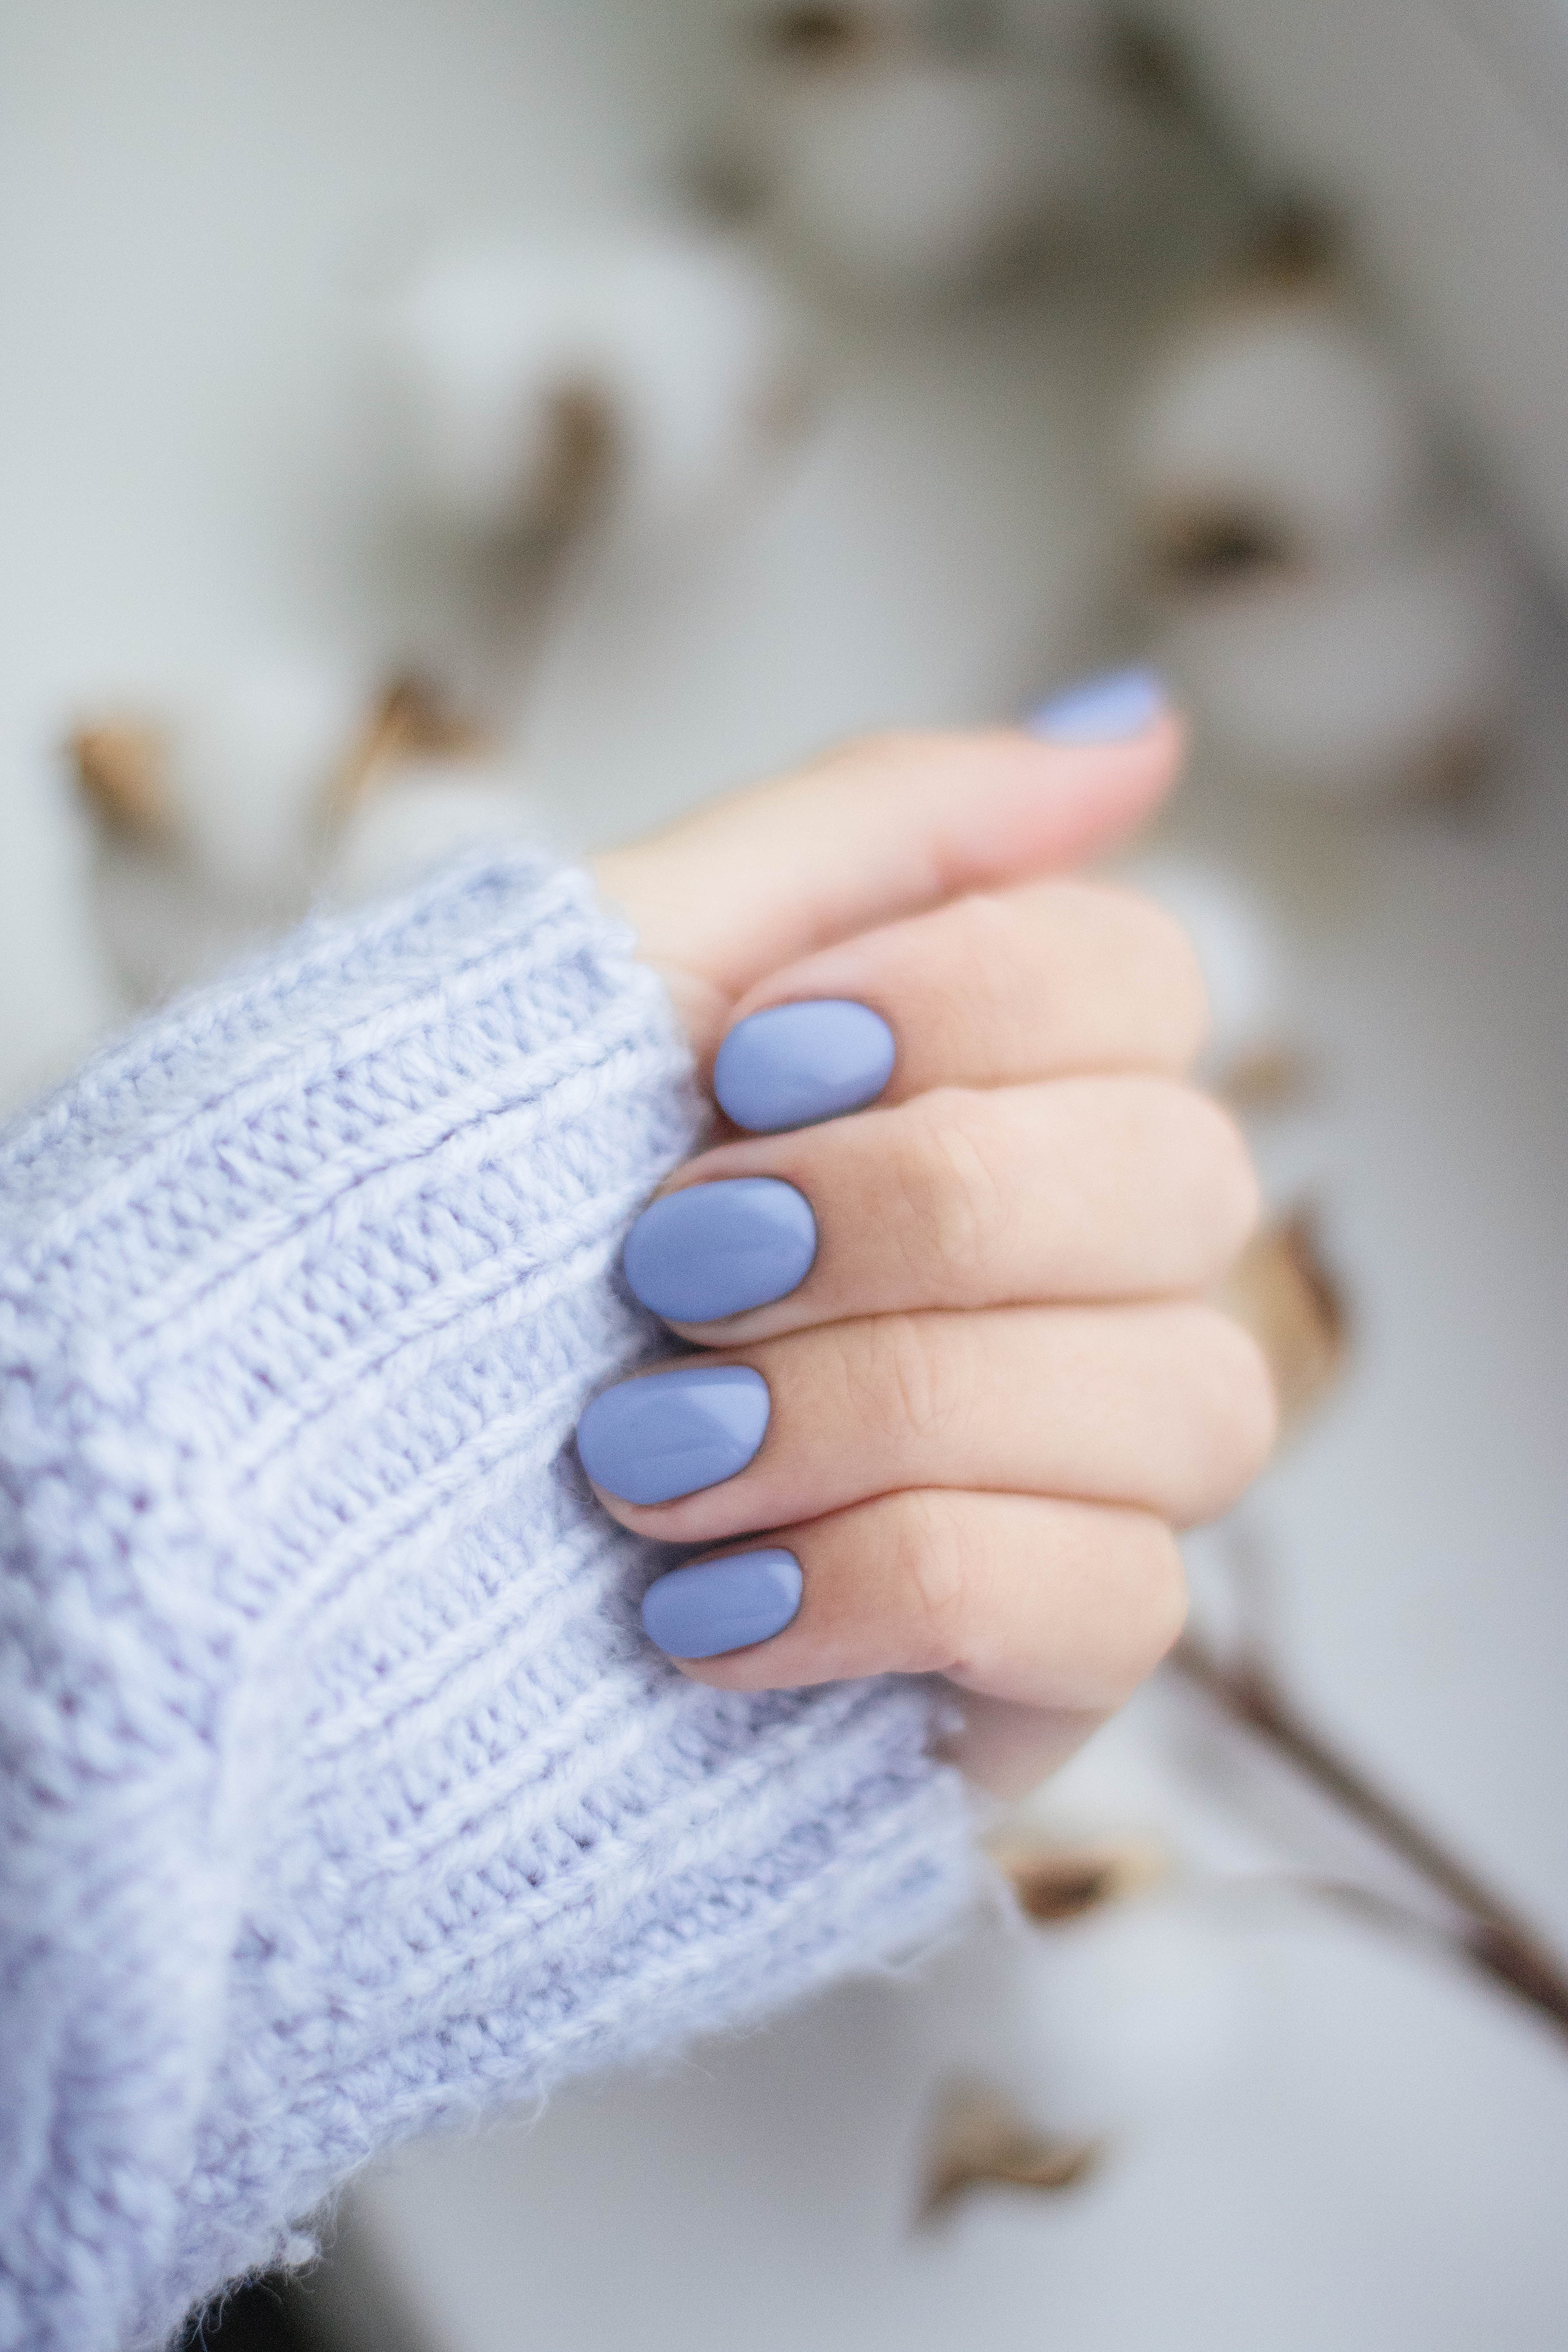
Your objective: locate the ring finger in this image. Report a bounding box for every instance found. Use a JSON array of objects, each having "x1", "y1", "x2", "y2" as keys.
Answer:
[{"x1": 578, "y1": 1301, "x2": 1276, "y2": 1538}]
